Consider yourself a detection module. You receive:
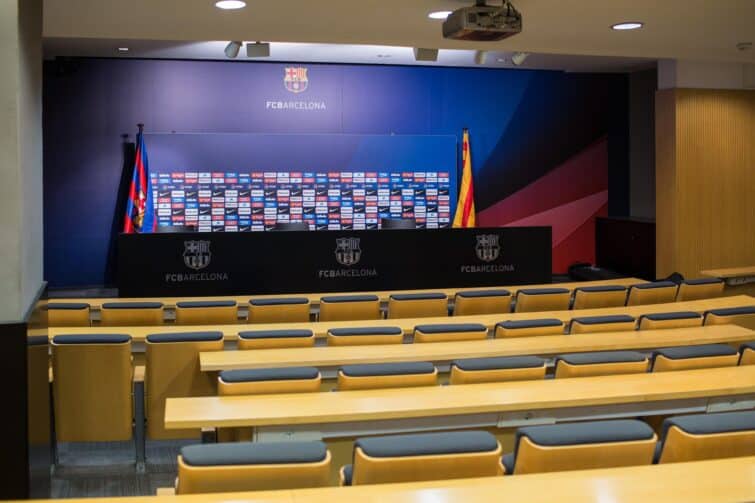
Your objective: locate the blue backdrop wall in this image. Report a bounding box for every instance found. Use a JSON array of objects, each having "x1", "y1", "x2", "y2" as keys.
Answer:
[{"x1": 43, "y1": 58, "x2": 628, "y2": 288}]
